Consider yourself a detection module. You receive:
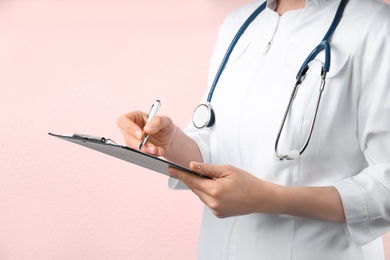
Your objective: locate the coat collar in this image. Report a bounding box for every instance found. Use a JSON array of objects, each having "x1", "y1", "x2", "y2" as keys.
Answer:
[{"x1": 266, "y1": 0, "x2": 332, "y2": 10}]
